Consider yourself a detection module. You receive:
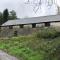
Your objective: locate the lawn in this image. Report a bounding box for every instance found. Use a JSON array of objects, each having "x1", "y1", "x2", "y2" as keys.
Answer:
[{"x1": 0, "y1": 27, "x2": 60, "y2": 60}]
